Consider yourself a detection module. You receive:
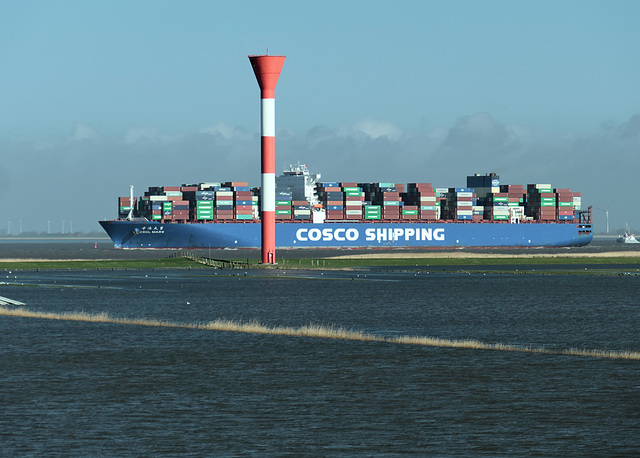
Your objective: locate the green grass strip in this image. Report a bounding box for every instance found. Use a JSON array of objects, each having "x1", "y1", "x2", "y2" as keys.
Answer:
[{"x1": 0, "y1": 258, "x2": 201, "y2": 270}]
